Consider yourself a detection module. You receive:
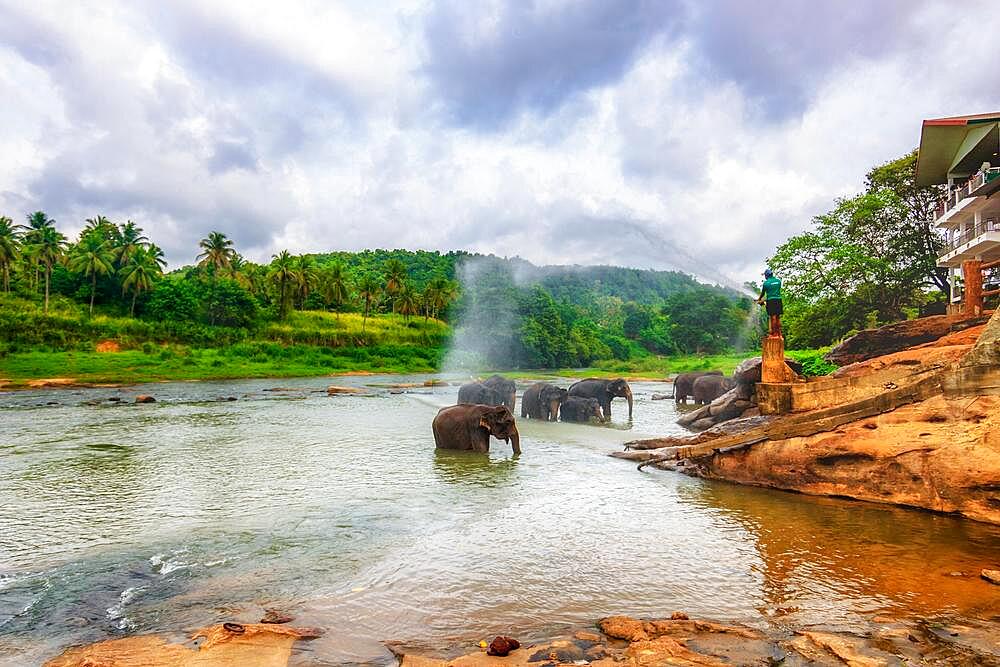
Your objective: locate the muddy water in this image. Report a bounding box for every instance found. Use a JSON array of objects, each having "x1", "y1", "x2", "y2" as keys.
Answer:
[{"x1": 1, "y1": 376, "x2": 999, "y2": 666}]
